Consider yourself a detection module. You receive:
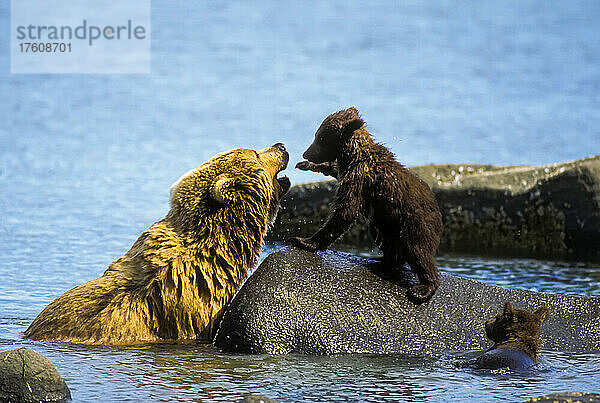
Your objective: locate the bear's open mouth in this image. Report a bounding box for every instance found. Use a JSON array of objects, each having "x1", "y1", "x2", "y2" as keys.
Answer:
[{"x1": 277, "y1": 175, "x2": 291, "y2": 194}]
